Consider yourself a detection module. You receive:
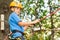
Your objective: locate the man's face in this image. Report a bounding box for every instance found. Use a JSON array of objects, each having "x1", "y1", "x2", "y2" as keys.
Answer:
[{"x1": 14, "y1": 7, "x2": 21, "y2": 14}]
